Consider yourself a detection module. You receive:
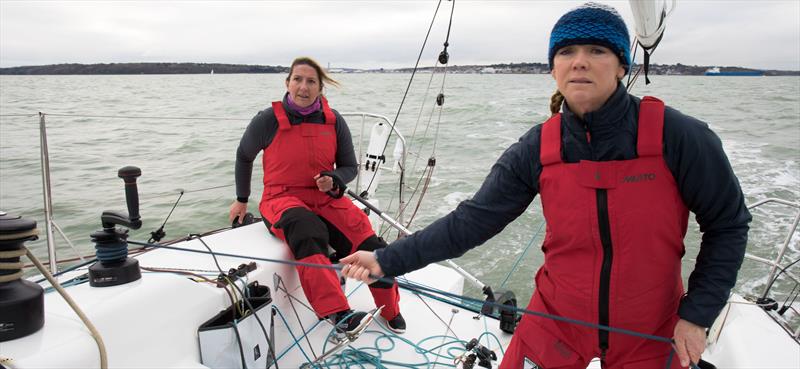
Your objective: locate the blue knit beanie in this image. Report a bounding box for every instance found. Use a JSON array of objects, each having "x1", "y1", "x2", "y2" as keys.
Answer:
[{"x1": 548, "y1": 2, "x2": 631, "y2": 74}]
